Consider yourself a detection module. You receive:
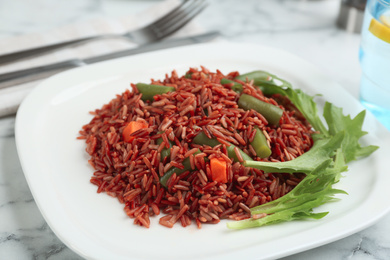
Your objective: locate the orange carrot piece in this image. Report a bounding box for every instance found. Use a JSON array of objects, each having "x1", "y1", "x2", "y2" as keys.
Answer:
[
  {"x1": 122, "y1": 121, "x2": 148, "y2": 143},
  {"x1": 210, "y1": 158, "x2": 228, "y2": 183}
]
